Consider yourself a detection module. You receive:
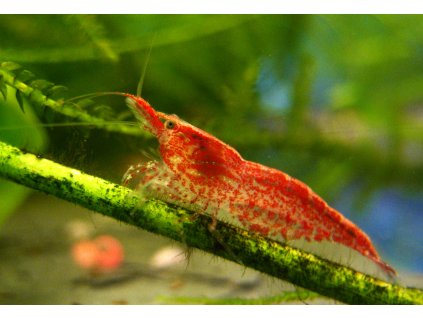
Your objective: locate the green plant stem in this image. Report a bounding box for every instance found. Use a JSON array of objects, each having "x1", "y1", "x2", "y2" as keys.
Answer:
[
  {"x1": 0, "y1": 140, "x2": 422, "y2": 304},
  {"x1": 157, "y1": 290, "x2": 320, "y2": 304},
  {"x1": 0, "y1": 66, "x2": 144, "y2": 137}
]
